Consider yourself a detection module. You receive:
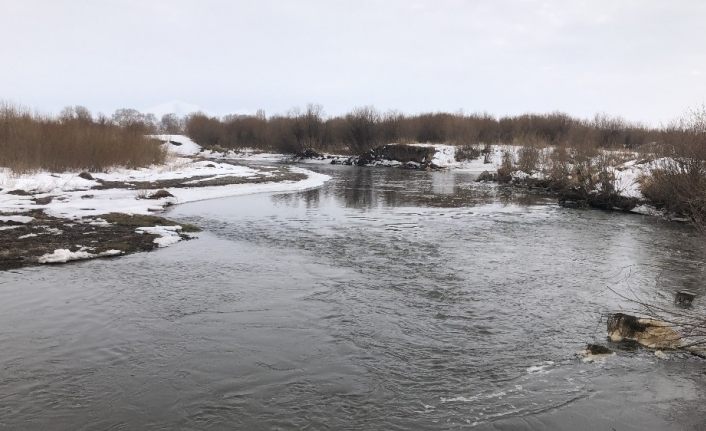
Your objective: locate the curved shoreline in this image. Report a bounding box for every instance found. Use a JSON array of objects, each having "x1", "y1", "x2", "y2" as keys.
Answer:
[{"x1": 0, "y1": 164, "x2": 330, "y2": 270}]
